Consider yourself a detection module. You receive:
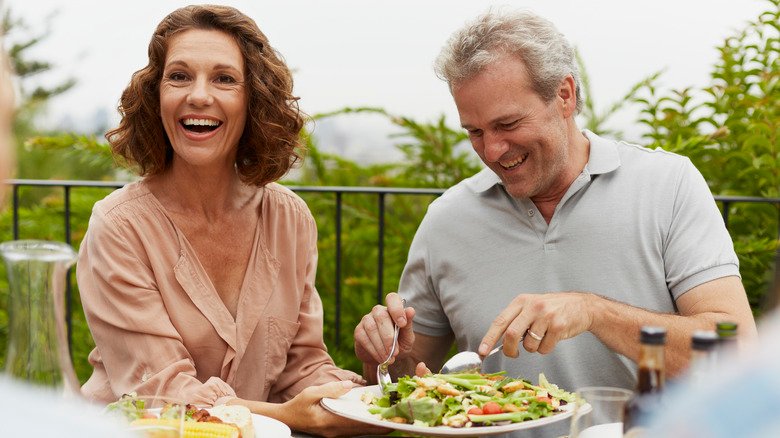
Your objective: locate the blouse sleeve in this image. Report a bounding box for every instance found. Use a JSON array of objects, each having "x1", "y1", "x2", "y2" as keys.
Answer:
[
  {"x1": 266, "y1": 208, "x2": 362, "y2": 403},
  {"x1": 77, "y1": 206, "x2": 236, "y2": 405}
]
